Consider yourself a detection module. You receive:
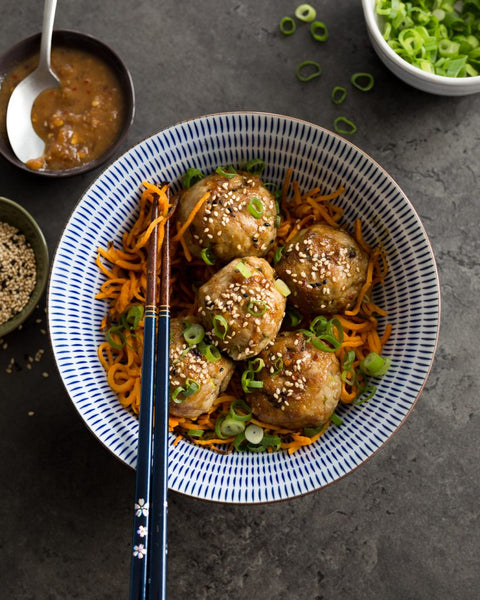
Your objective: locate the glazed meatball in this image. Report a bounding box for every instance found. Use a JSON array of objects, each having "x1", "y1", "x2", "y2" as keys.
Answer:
[
  {"x1": 177, "y1": 171, "x2": 277, "y2": 263},
  {"x1": 169, "y1": 317, "x2": 234, "y2": 418},
  {"x1": 248, "y1": 331, "x2": 342, "y2": 429},
  {"x1": 197, "y1": 256, "x2": 287, "y2": 361},
  {"x1": 275, "y1": 223, "x2": 368, "y2": 315}
]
